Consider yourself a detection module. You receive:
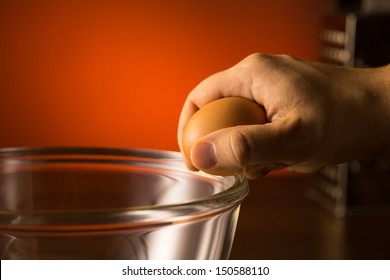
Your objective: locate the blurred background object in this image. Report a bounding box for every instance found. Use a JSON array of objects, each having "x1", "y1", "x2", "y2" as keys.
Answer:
[{"x1": 308, "y1": 1, "x2": 390, "y2": 218}]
